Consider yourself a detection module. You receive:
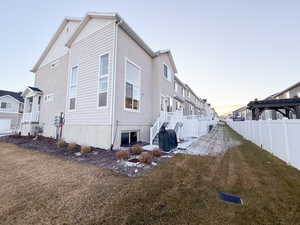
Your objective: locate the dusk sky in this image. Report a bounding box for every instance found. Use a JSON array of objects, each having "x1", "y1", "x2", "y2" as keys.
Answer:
[{"x1": 1, "y1": 0, "x2": 300, "y2": 115}]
